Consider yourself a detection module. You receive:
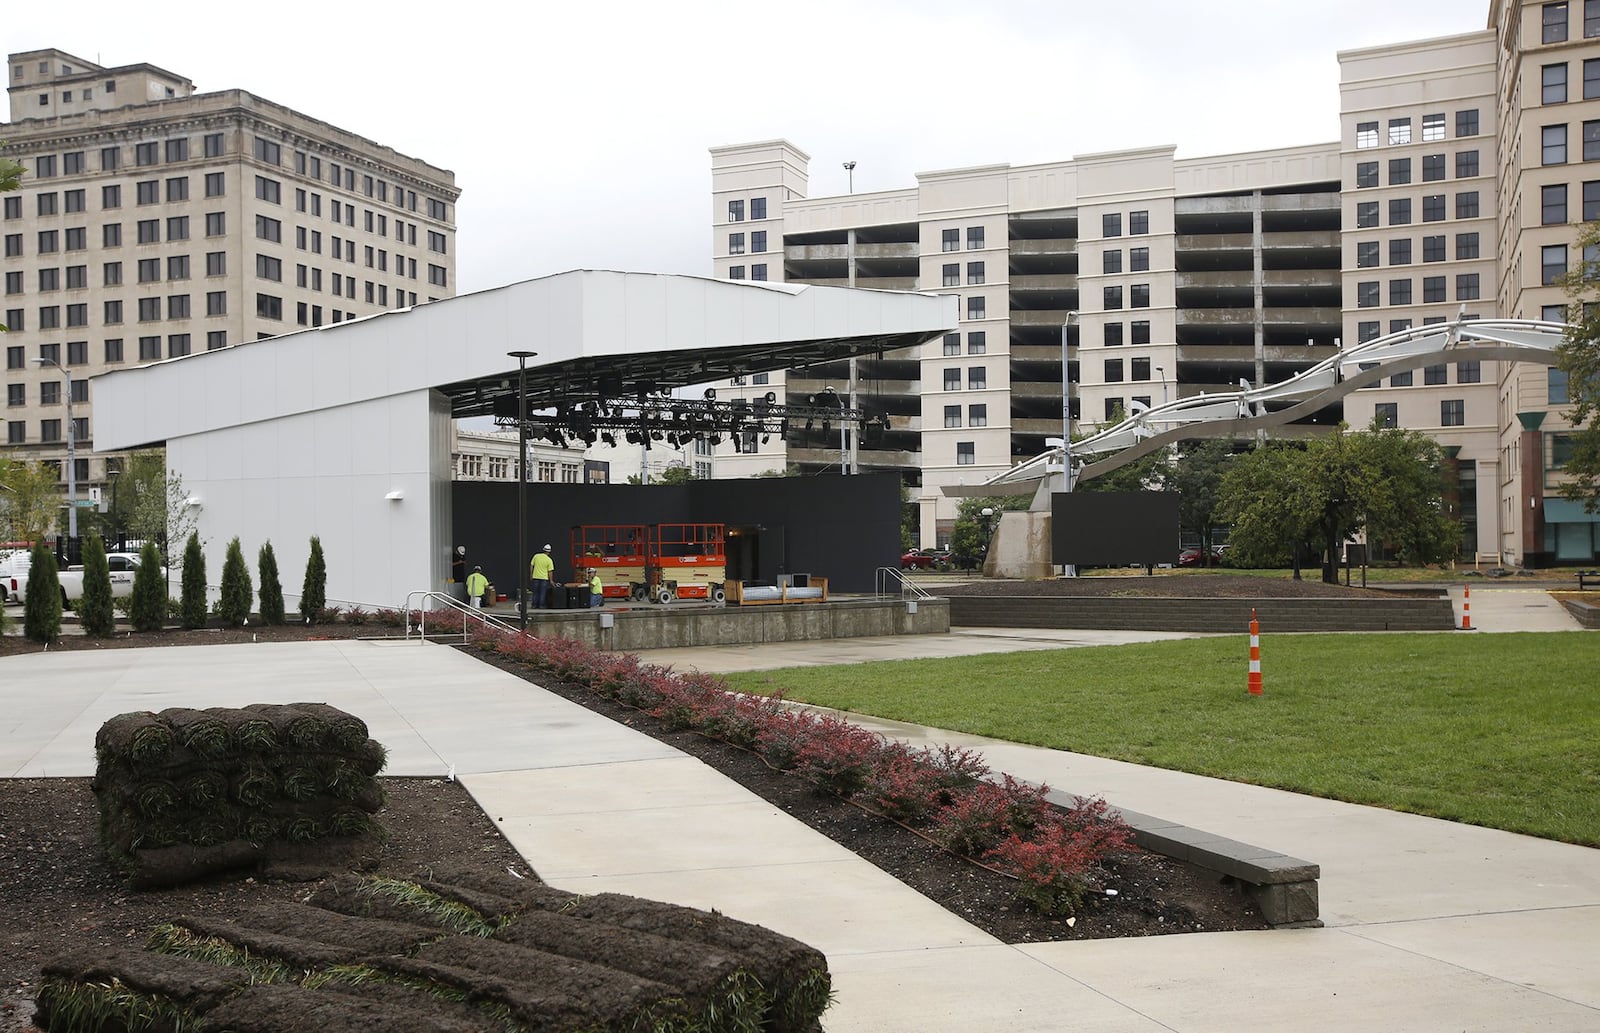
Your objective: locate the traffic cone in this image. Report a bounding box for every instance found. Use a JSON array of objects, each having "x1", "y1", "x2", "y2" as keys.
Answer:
[
  {"x1": 1459, "y1": 585, "x2": 1475, "y2": 631},
  {"x1": 1247, "y1": 608, "x2": 1263, "y2": 697}
]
